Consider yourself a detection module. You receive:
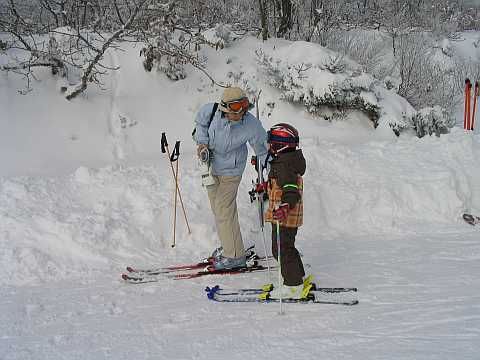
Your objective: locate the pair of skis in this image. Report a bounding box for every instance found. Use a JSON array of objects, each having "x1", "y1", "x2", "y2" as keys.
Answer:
[
  {"x1": 122, "y1": 262, "x2": 269, "y2": 282},
  {"x1": 121, "y1": 251, "x2": 275, "y2": 283},
  {"x1": 205, "y1": 285, "x2": 359, "y2": 306},
  {"x1": 123, "y1": 260, "x2": 359, "y2": 306},
  {"x1": 464, "y1": 79, "x2": 479, "y2": 131}
]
